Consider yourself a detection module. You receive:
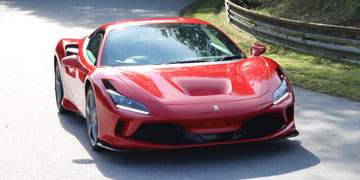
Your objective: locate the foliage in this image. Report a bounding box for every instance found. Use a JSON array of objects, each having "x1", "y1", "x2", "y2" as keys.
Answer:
[
  {"x1": 233, "y1": 0, "x2": 360, "y2": 27},
  {"x1": 232, "y1": 0, "x2": 261, "y2": 9}
]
